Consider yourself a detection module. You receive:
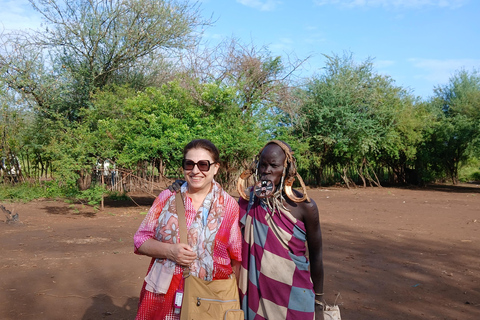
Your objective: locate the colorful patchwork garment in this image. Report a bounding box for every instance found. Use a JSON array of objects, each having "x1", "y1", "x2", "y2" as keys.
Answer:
[{"x1": 238, "y1": 195, "x2": 315, "y2": 320}]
